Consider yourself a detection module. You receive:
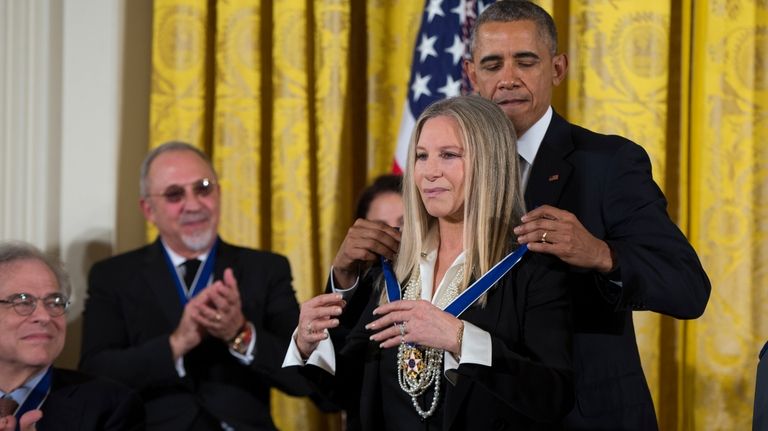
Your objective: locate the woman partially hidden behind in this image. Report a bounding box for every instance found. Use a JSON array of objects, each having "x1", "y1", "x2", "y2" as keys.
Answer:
[{"x1": 284, "y1": 95, "x2": 574, "y2": 430}]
